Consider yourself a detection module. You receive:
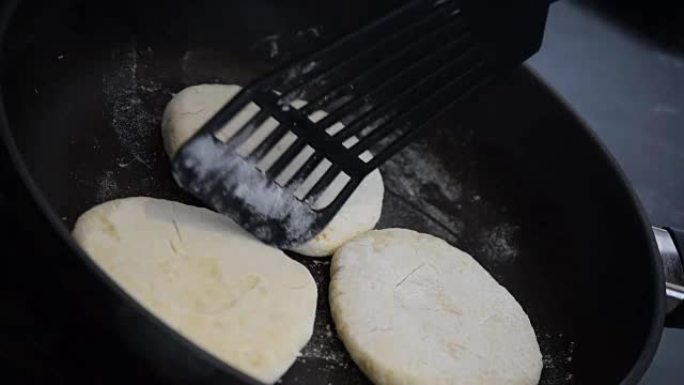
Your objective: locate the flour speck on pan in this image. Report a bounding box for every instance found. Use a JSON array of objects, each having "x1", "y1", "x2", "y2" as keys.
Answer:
[
  {"x1": 102, "y1": 39, "x2": 158, "y2": 169},
  {"x1": 538, "y1": 331, "x2": 576, "y2": 385},
  {"x1": 96, "y1": 170, "x2": 119, "y2": 202},
  {"x1": 381, "y1": 141, "x2": 465, "y2": 240},
  {"x1": 295, "y1": 257, "x2": 351, "y2": 369},
  {"x1": 478, "y1": 222, "x2": 520, "y2": 264}
]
